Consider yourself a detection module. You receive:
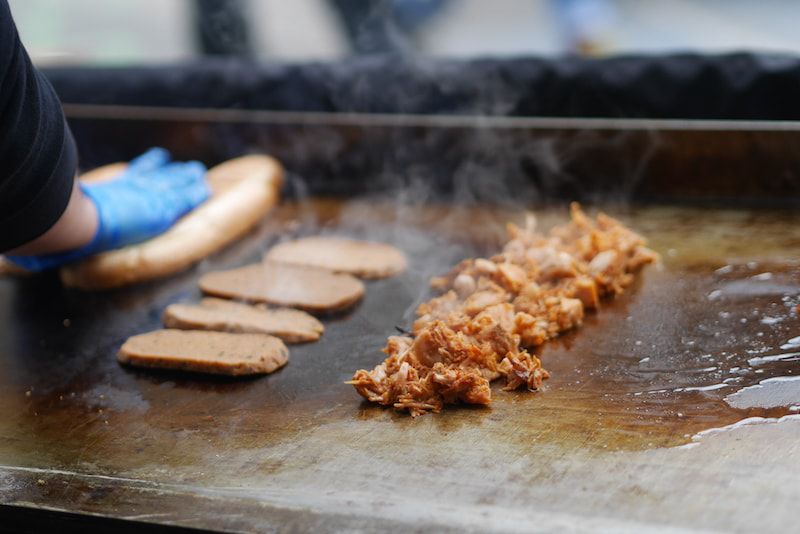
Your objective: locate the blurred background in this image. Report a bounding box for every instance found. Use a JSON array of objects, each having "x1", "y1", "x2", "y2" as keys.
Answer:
[{"x1": 10, "y1": 0, "x2": 800, "y2": 66}]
